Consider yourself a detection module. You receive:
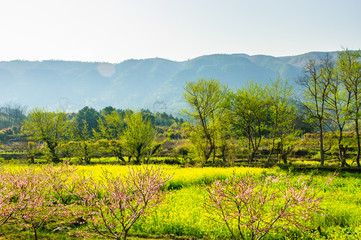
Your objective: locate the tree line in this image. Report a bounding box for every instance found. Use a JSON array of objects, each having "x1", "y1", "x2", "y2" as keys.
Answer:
[
  {"x1": 183, "y1": 77, "x2": 298, "y2": 165},
  {"x1": 10, "y1": 108, "x2": 182, "y2": 164},
  {"x1": 183, "y1": 49, "x2": 361, "y2": 167}
]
